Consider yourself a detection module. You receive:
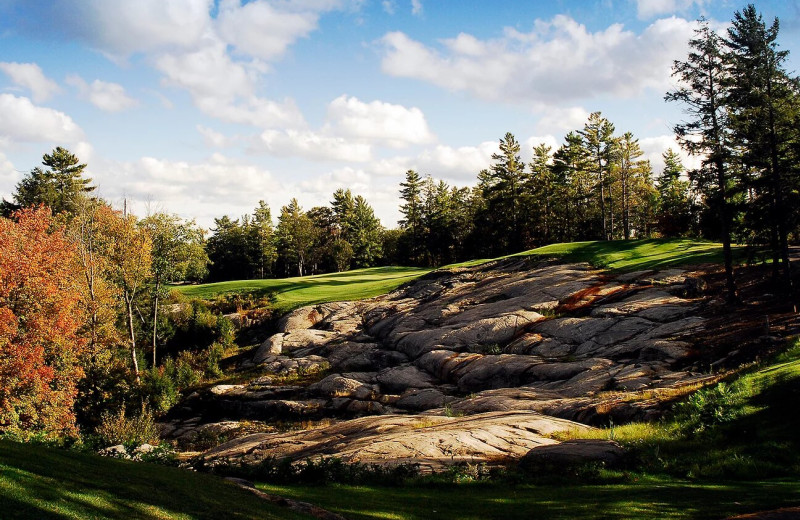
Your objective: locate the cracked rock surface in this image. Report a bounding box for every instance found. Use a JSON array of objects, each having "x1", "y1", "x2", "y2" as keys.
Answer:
[{"x1": 164, "y1": 258, "x2": 715, "y2": 469}]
